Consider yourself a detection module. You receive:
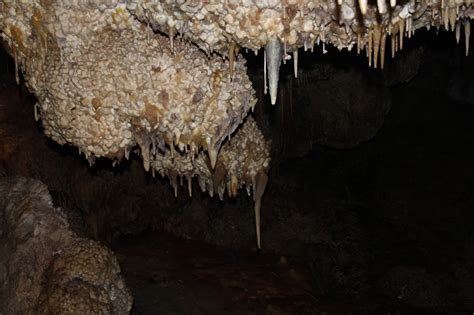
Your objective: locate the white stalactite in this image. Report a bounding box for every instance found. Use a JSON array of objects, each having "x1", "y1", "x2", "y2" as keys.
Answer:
[{"x1": 265, "y1": 38, "x2": 282, "y2": 105}]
